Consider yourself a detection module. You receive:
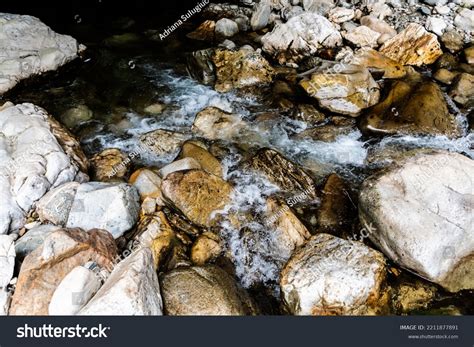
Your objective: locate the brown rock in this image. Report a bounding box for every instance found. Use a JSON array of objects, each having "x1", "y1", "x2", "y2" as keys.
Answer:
[
  {"x1": 161, "y1": 170, "x2": 233, "y2": 228},
  {"x1": 291, "y1": 104, "x2": 326, "y2": 126},
  {"x1": 441, "y1": 30, "x2": 465, "y2": 54},
  {"x1": 187, "y1": 20, "x2": 216, "y2": 41},
  {"x1": 191, "y1": 232, "x2": 222, "y2": 265},
  {"x1": 10, "y1": 228, "x2": 117, "y2": 315},
  {"x1": 391, "y1": 278, "x2": 437, "y2": 314},
  {"x1": 449, "y1": 73, "x2": 474, "y2": 107},
  {"x1": 90, "y1": 148, "x2": 129, "y2": 181},
  {"x1": 379, "y1": 23, "x2": 443, "y2": 66},
  {"x1": 192, "y1": 106, "x2": 246, "y2": 141},
  {"x1": 352, "y1": 48, "x2": 406, "y2": 79},
  {"x1": 295, "y1": 124, "x2": 355, "y2": 142},
  {"x1": 179, "y1": 141, "x2": 223, "y2": 177},
  {"x1": 139, "y1": 129, "x2": 188, "y2": 157}
]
